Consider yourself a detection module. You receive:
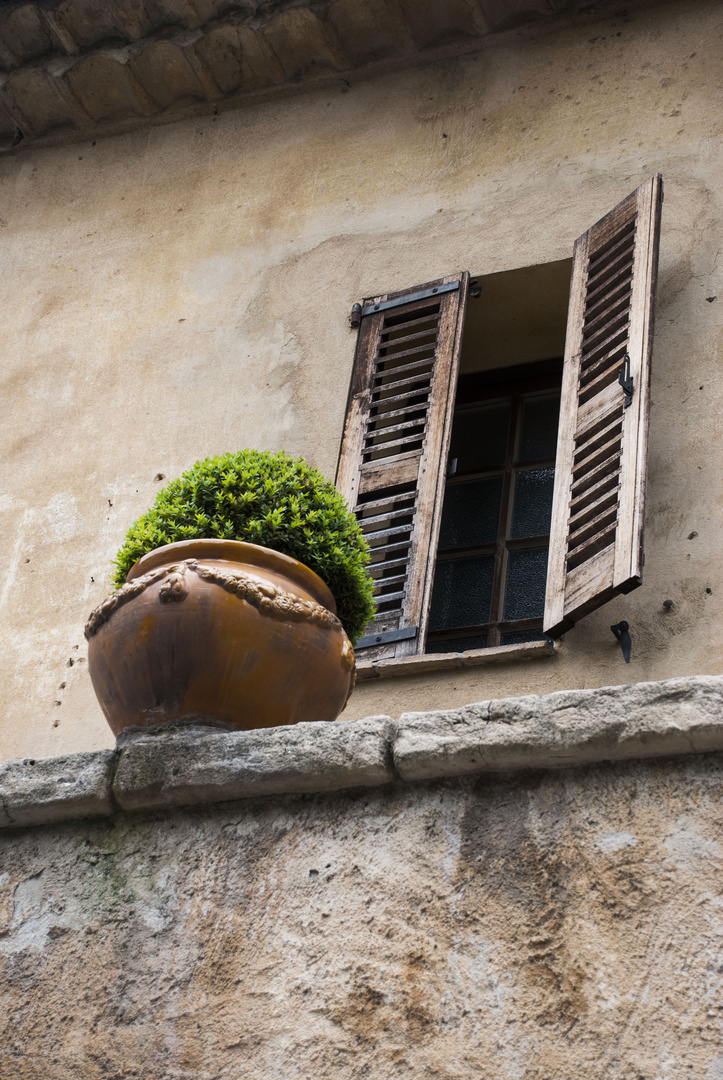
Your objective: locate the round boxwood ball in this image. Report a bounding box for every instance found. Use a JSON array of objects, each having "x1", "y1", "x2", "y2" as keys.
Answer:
[{"x1": 112, "y1": 450, "x2": 376, "y2": 644}]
